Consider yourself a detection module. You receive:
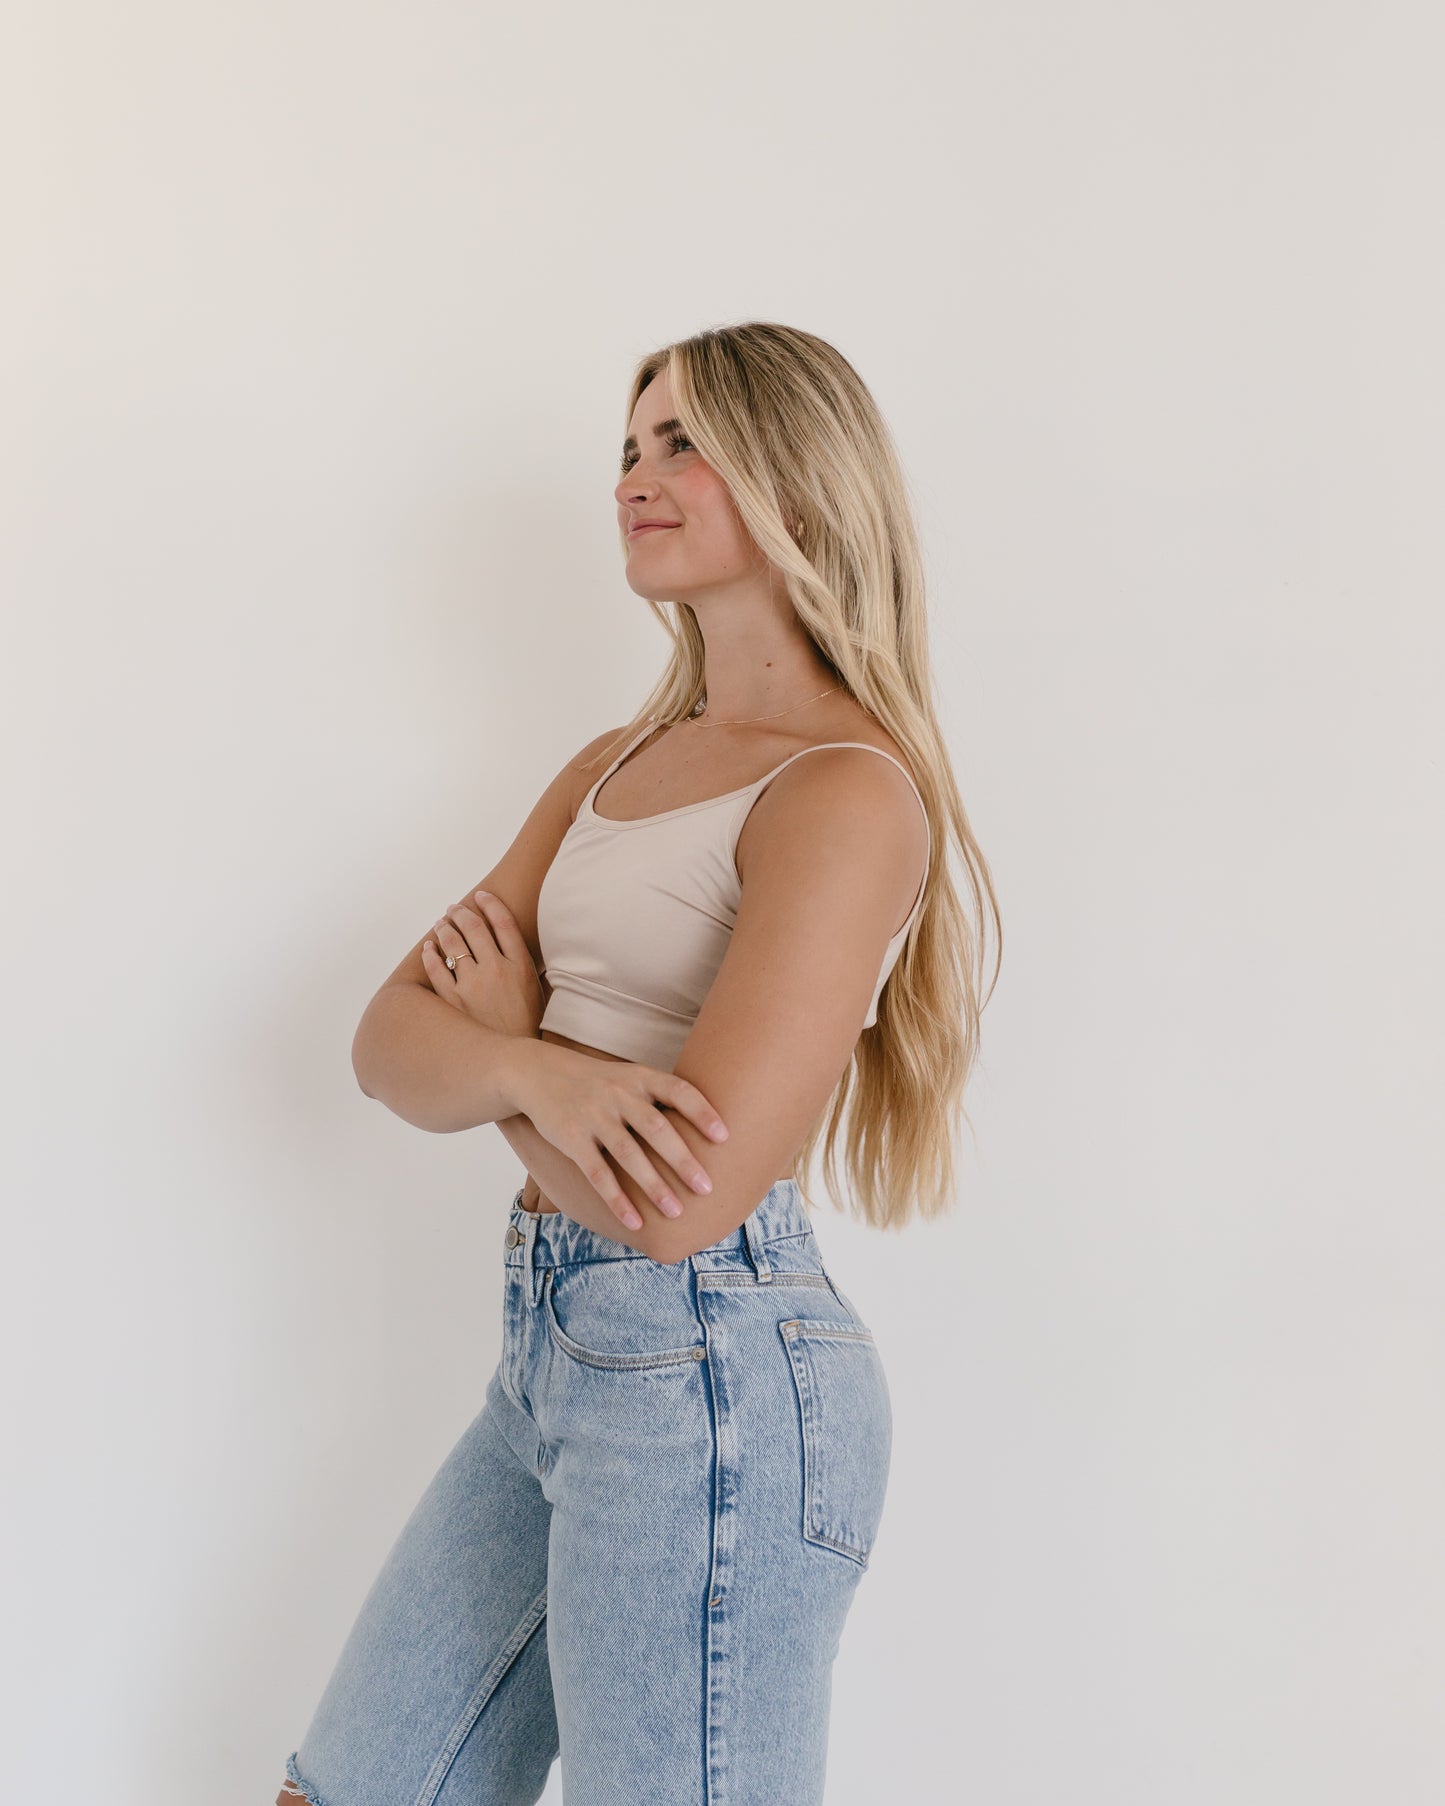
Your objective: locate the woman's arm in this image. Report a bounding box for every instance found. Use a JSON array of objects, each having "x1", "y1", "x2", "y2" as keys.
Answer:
[
  {"x1": 352, "y1": 984, "x2": 538, "y2": 1133},
  {"x1": 353, "y1": 977, "x2": 655, "y2": 1241},
  {"x1": 351, "y1": 721, "x2": 632, "y2": 1131}
]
